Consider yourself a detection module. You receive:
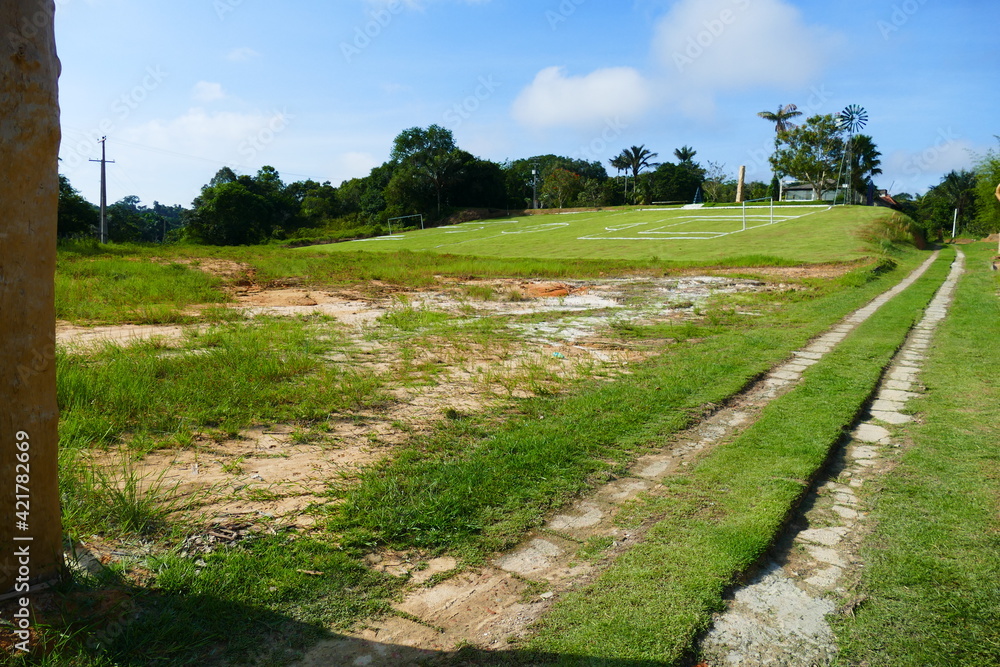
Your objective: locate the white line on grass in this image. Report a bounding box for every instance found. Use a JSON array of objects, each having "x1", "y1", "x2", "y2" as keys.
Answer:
[{"x1": 579, "y1": 206, "x2": 831, "y2": 241}]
